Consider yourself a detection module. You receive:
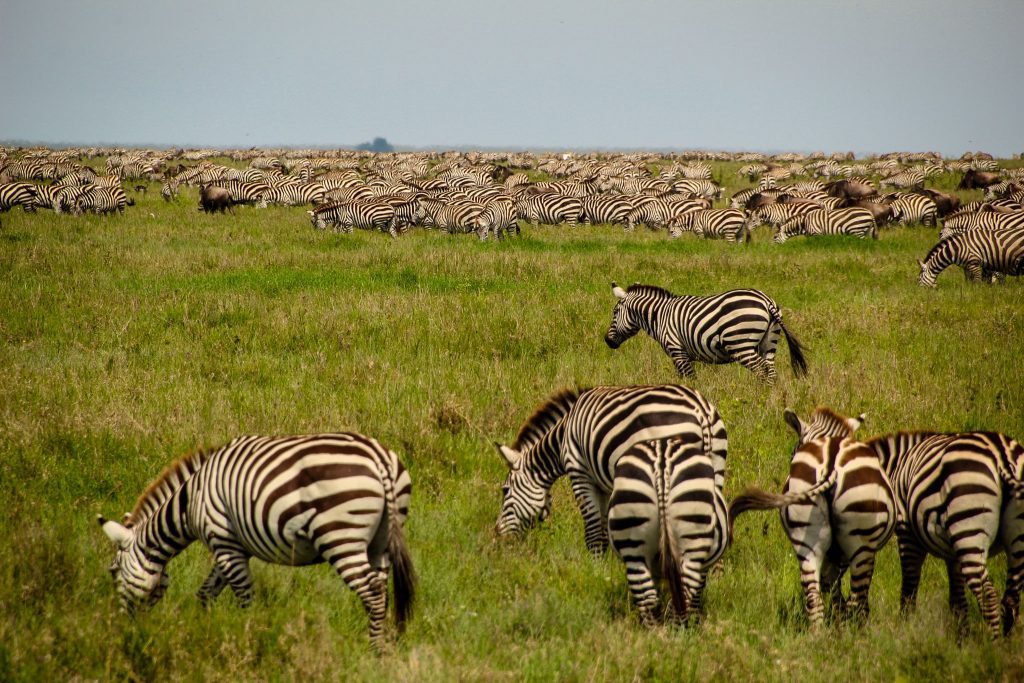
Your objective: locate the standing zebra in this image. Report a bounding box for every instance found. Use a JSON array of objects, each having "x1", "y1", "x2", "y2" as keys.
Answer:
[
  {"x1": 888, "y1": 194, "x2": 939, "y2": 226},
  {"x1": 98, "y1": 433, "x2": 415, "y2": 650},
  {"x1": 0, "y1": 182, "x2": 37, "y2": 213},
  {"x1": 608, "y1": 437, "x2": 729, "y2": 626},
  {"x1": 495, "y1": 384, "x2": 728, "y2": 556},
  {"x1": 730, "y1": 409, "x2": 895, "y2": 625},
  {"x1": 514, "y1": 194, "x2": 584, "y2": 228},
  {"x1": 865, "y1": 431, "x2": 1024, "y2": 637},
  {"x1": 604, "y1": 283, "x2": 807, "y2": 385},
  {"x1": 668, "y1": 208, "x2": 750, "y2": 243},
  {"x1": 308, "y1": 200, "x2": 395, "y2": 233},
  {"x1": 918, "y1": 227, "x2": 1024, "y2": 286},
  {"x1": 774, "y1": 208, "x2": 877, "y2": 243},
  {"x1": 419, "y1": 197, "x2": 488, "y2": 237}
]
